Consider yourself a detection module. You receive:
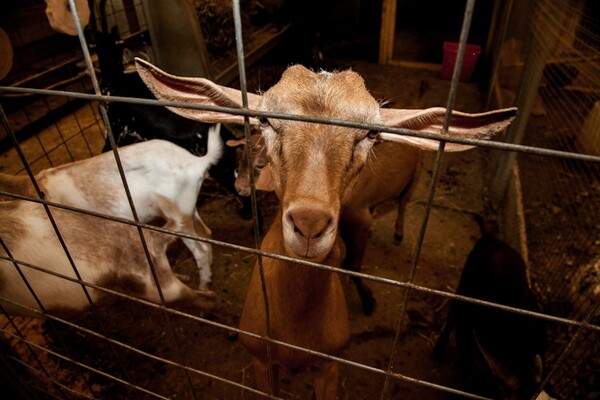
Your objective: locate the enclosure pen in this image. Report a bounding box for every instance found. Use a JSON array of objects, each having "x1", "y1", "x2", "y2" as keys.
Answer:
[{"x1": 0, "y1": 0, "x2": 599, "y2": 399}]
